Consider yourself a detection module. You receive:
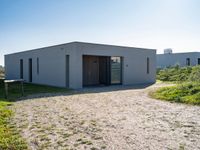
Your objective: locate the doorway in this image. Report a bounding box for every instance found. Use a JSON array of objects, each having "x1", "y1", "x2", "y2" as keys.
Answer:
[
  {"x1": 29, "y1": 58, "x2": 32, "y2": 82},
  {"x1": 83, "y1": 55, "x2": 101, "y2": 86},
  {"x1": 20, "y1": 59, "x2": 23, "y2": 79},
  {"x1": 83, "y1": 55, "x2": 122, "y2": 86}
]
